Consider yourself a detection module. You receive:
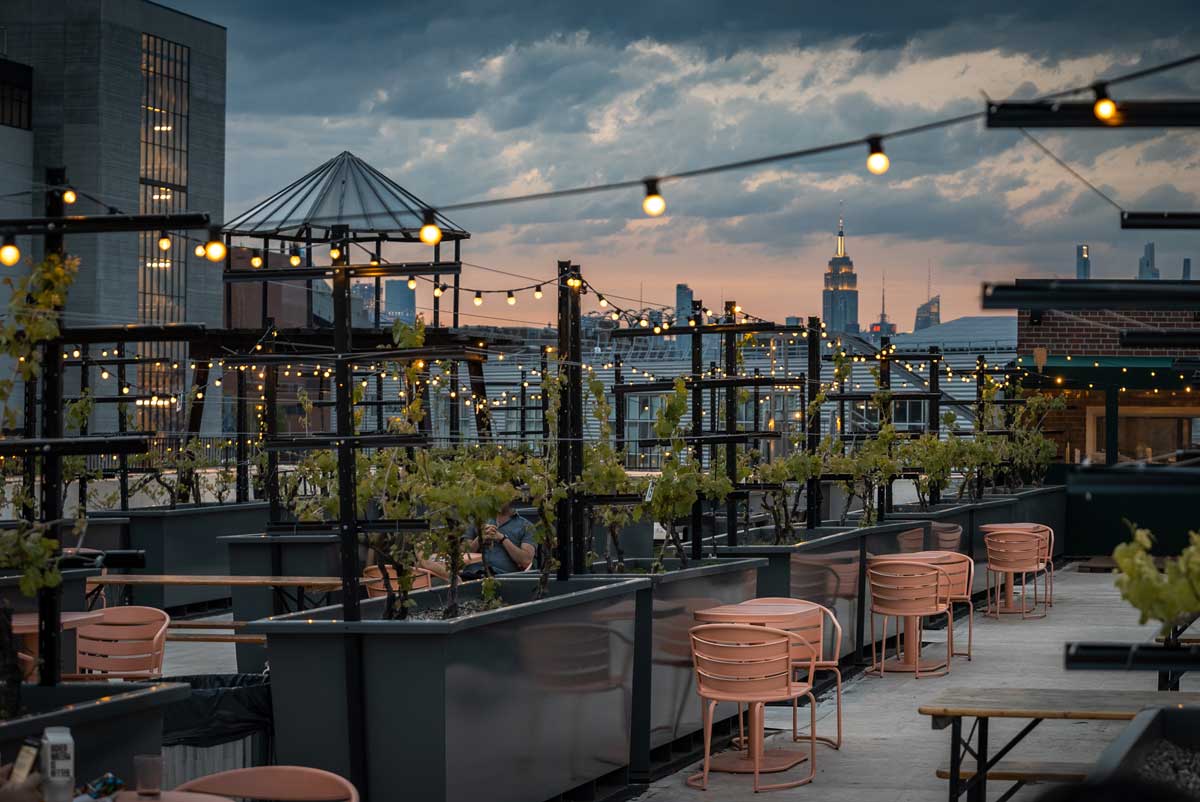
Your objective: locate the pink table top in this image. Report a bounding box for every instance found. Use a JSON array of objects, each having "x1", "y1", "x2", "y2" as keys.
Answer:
[
  {"x1": 11, "y1": 611, "x2": 103, "y2": 635},
  {"x1": 694, "y1": 600, "x2": 818, "y2": 625},
  {"x1": 114, "y1": 793, "x2": 234, "y2": 802},
  {"x1": 867, "y1": 550, "x2": 960, "y2": 565}
]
